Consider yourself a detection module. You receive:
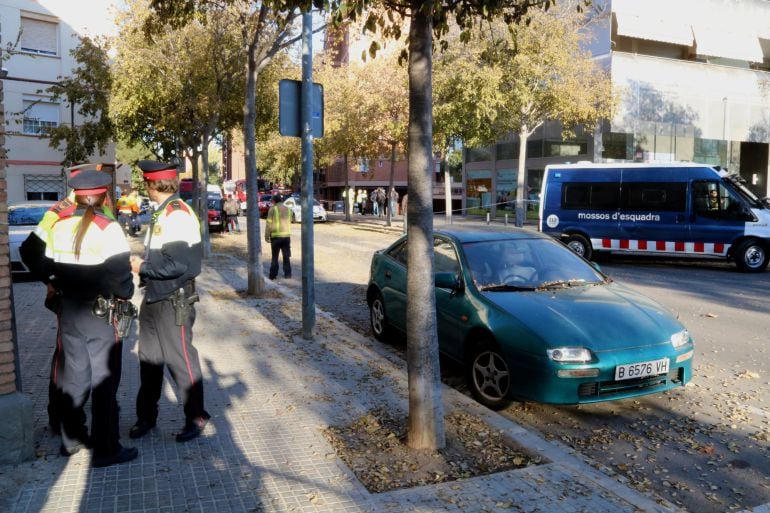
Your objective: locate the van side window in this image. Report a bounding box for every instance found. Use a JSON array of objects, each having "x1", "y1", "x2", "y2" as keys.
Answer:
[
  {"x1": 692, "y1": 181, "x2": 751, "y2": 220},
  {"x1": 562, "y1": 183, "x2": 620, "y2": 210},
  {"x1": 622, "y1": 183, "x2": 686, "y2": 212}
]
